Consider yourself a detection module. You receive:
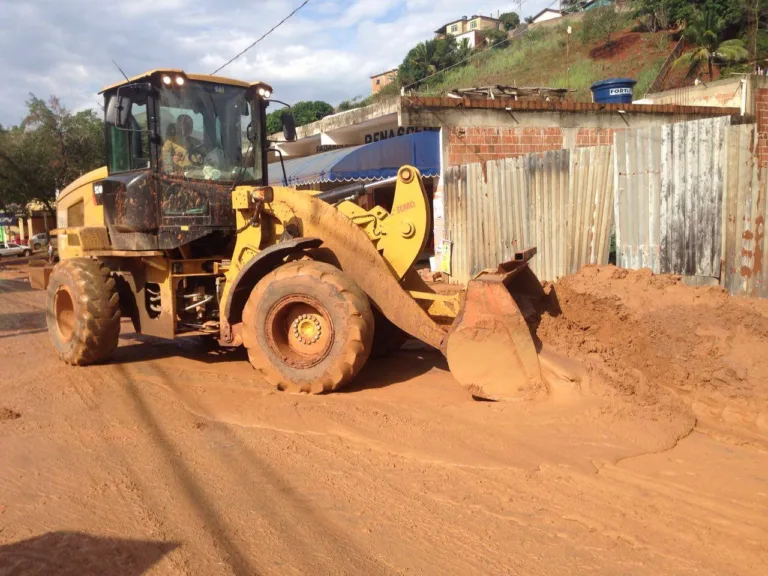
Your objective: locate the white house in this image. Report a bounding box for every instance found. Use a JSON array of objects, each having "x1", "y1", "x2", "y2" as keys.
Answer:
[{"x1": 530, "y1": 8, "x2": 562, "y2": 24}]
